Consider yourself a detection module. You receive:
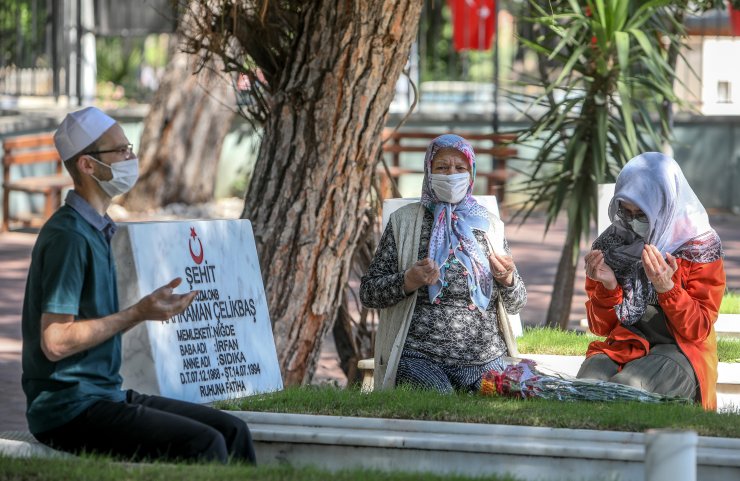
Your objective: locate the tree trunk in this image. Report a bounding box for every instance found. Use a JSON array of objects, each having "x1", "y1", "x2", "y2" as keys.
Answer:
[
  {"x1": 545, "y1": 225, "x2": 578, "y2": 329},
  {"x1": 661, "y1": 9, "x2": 684, "y2": 157},
  {"x1": 244, "y1": 0, "x2": 422, "y2": 385},
  {"x1": 122, "y1": 15, "x2": 235, "y2": 211}
]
